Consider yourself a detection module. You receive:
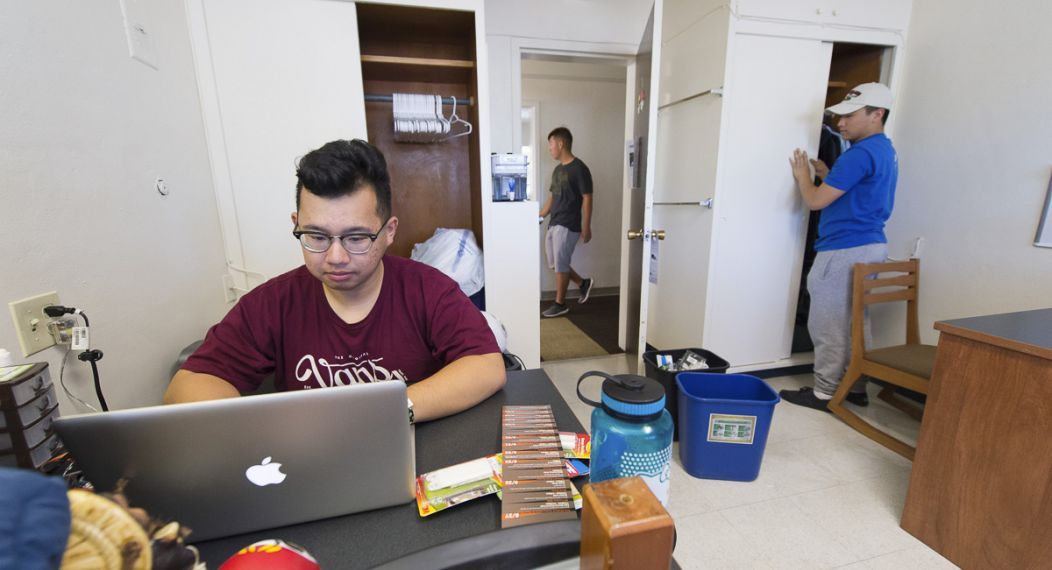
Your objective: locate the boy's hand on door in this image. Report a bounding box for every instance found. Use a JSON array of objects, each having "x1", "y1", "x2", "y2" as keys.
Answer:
[{"x1": 789, "y1": 149, "x2": 813, "y2": 184}]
